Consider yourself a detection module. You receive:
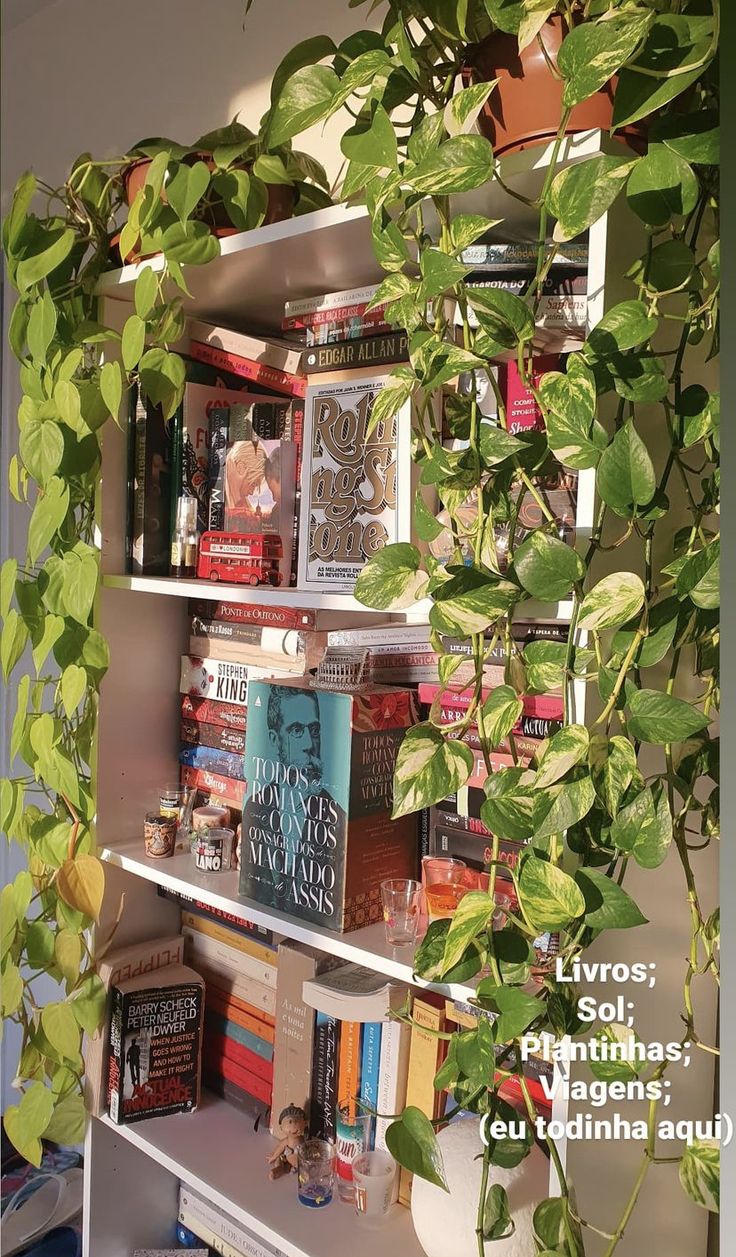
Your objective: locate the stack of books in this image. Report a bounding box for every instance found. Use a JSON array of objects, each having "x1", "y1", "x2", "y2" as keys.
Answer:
[
  {"x1": 181, "y1": 903, "x2": 281, "y2": 1124},
  {"x1": 127, "y1": 322, "x2": 305, "y2": 584},
  {"x1": 179, "y1": 1184, "x2": 286, "y2": 1257}
]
